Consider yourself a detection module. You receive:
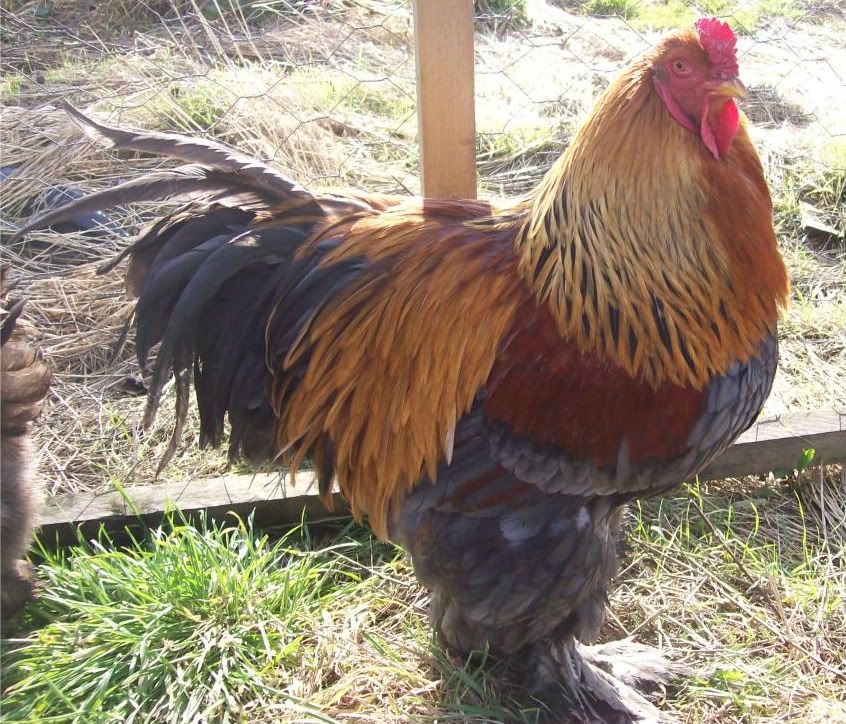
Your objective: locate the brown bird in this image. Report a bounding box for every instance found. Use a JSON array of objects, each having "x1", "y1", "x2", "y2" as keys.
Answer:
[
  {"x1": 1, "y1": 267, "x2": 51, "y2": 622},
  {"x1": 14, "y1": 19, "x2": 788, "y2": 721}
]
